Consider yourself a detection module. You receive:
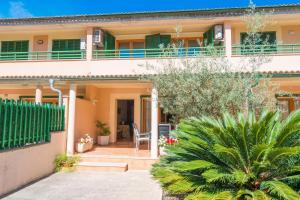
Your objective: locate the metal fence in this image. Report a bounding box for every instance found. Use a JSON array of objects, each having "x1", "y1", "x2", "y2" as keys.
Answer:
[
  {"x1": 0, "y1": 50, "x2": 86, "y2": 61},
  {"x1": 93, "y1": 46, "x2": 226, "y2": 59},
  {"x1": 0, "y1": 99, "x2": 65, "y2": 151}
]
